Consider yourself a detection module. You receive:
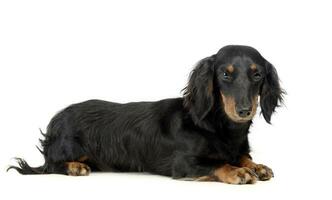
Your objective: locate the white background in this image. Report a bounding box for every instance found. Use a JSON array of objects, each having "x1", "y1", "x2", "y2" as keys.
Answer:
[{"x1": 1, "y1": 0, "x2": 331, "y2": 199}]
